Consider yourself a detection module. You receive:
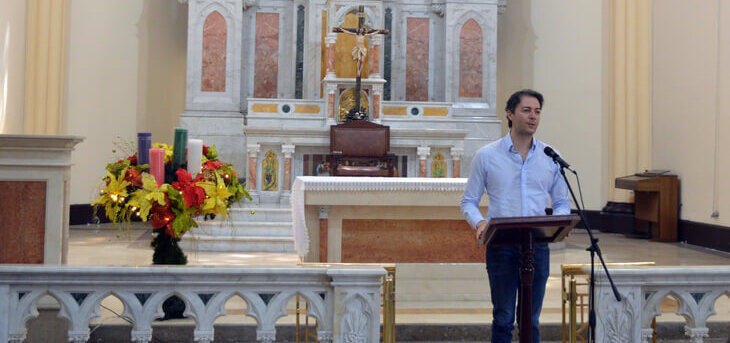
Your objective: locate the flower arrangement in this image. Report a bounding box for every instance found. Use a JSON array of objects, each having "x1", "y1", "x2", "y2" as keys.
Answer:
[{"x1": 93, "y1": 139, "x2": 249, "y2": 265}]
